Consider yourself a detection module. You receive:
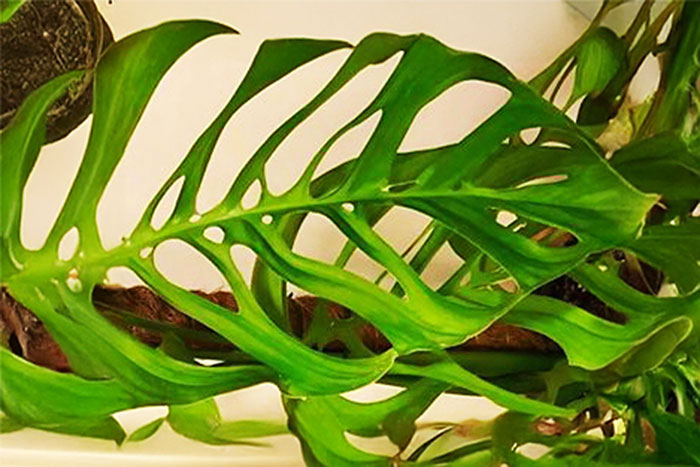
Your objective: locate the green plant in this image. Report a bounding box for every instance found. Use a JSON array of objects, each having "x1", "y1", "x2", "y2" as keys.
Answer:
[{"x1": 1, "y1": 1, "x2": 698, "y2": 464}]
